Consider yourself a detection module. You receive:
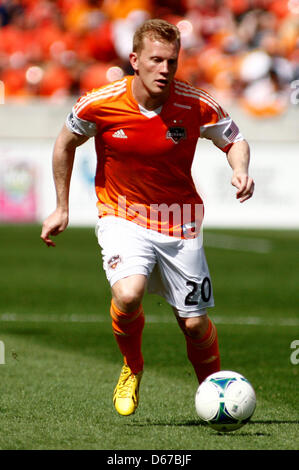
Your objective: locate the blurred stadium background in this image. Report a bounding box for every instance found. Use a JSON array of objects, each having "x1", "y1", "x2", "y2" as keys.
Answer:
[{"x1": 0, "y1": 0, "x2": 298, "y2": 227}]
